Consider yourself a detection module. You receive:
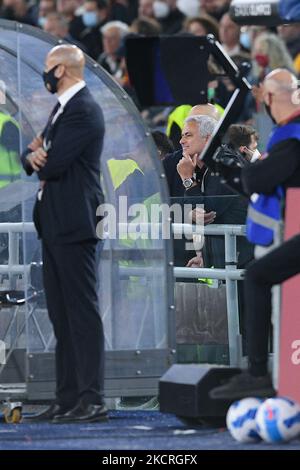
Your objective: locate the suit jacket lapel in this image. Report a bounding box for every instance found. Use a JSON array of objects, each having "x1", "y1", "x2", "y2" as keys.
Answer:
[{"x1": 44, "y1": 88, "x2": 88, "y2": 150}]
